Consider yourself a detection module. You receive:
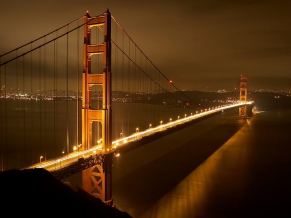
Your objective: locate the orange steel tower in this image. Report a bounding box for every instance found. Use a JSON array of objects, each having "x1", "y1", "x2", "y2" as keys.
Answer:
[
  {"x1": 239, "y1": 75, "x2": 248, "y2": 117},
  {"x1": 81, "y1": 10, "x2": 113, "y2": 205}
]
